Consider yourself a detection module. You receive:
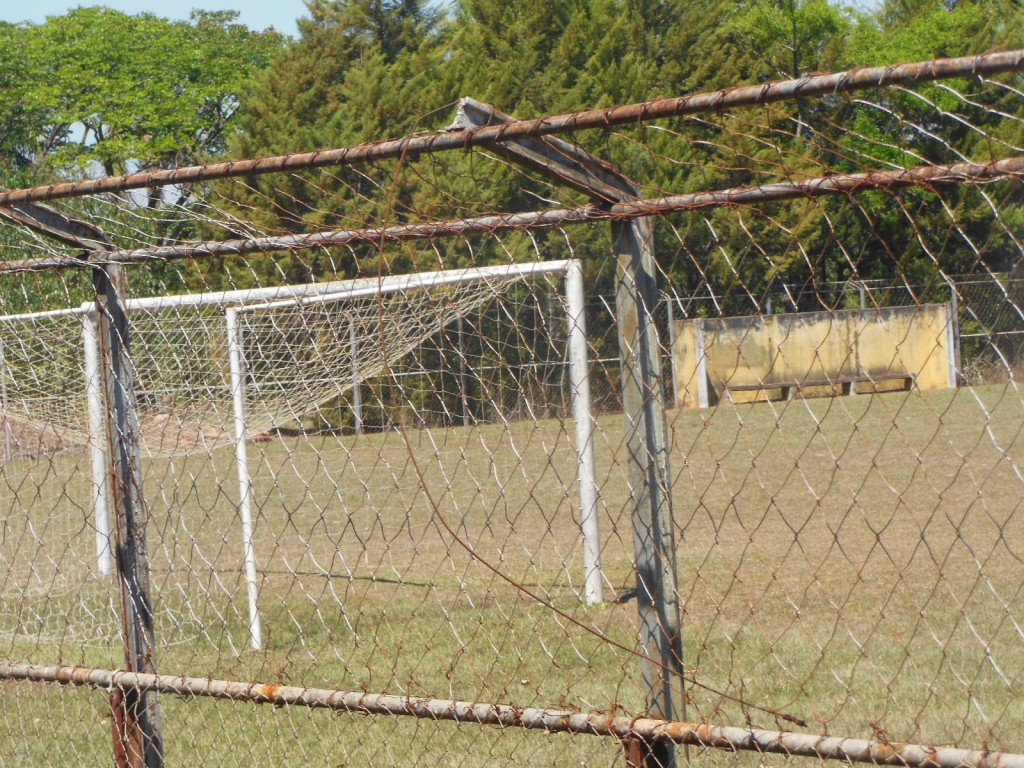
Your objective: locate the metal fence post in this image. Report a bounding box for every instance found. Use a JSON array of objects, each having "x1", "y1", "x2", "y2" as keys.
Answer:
[
  {"x1": 92, "y1": 262, "x2": 164, "y2": 768},
  {"x1": 613, "y1": 217, "x2": 685, "y2": 768},
  {"x1": 452, "y1": 95, "x2": 685, "y2": 764},
  {"x1": 226, "y1": 308, "x2": 264, "y2": 651}
]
